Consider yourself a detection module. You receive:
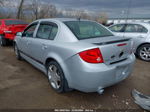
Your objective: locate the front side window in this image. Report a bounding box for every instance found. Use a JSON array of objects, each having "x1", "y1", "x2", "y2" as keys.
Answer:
[
  {"x1": 109, "y1": 24, "x2": 125, "y2": 32},
  {"x1": 64, "y1": 21, "x2": 113, "y2": 40},
  {"x1": 125, "y1": 24, "x2": 148, "y2": 33},
  {"x1": 22, "y1": 24, "x2": 37, "y2": 37}
]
